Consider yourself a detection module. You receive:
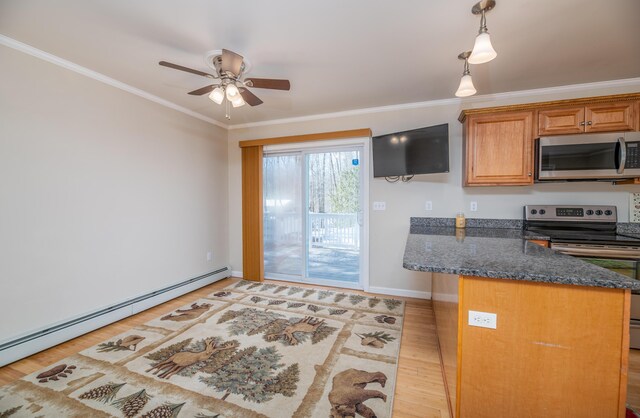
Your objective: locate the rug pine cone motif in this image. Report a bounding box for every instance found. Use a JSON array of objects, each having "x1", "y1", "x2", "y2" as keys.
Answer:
[{"x1": 0, "y1": 281, "x2": 404, "y2": 417}]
